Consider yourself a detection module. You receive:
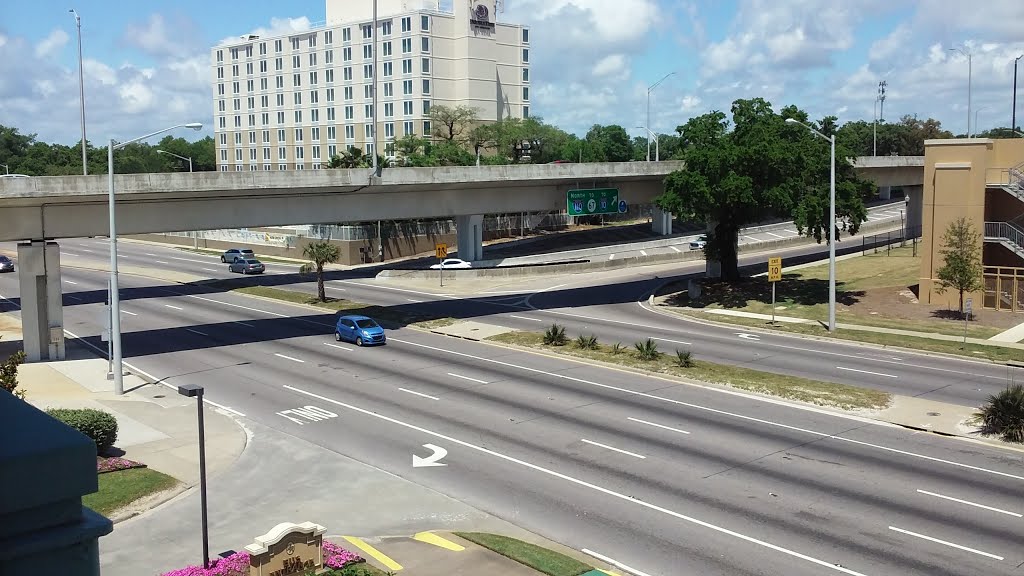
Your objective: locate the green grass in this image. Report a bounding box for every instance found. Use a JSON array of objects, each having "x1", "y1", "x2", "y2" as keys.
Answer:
[
  {"x1": 488, "y1": 331, "x2": 892, "y2": 410},
  {"x1": 222, "y1": 284, "x2": 457, "y2": 330},
  {"x1": 332, "y1": 562, "x2": 391, "y2": 576},
  {"x1": 82, "y1": 467, "x2": 178, "y2": 516},
  {"x1": 453, "y1": 532, "x2": 592, "y2": 576}
]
